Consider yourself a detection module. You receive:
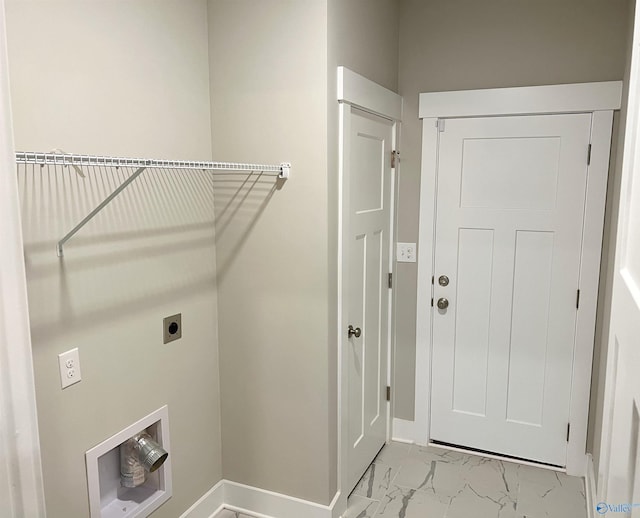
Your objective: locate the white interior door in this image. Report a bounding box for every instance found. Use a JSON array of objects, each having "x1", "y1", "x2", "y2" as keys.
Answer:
[
  {"x1": 345, "y1": 106, "x2": 392, "y2": 492},
  {"x1": 431, "y1": 114, "x2": 592, "y2": 466},
  {"x1": 599, "y1": 4, "x2": 640, "y2": 509}
]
